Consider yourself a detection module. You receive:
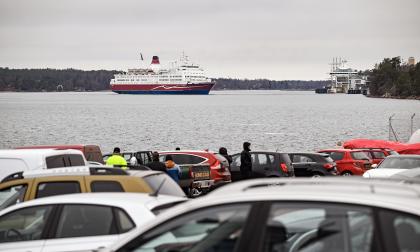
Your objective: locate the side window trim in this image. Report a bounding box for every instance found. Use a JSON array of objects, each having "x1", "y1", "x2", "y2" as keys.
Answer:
[{"x1": 112, "y1": 207, "x2": 136, "y2": 234}]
